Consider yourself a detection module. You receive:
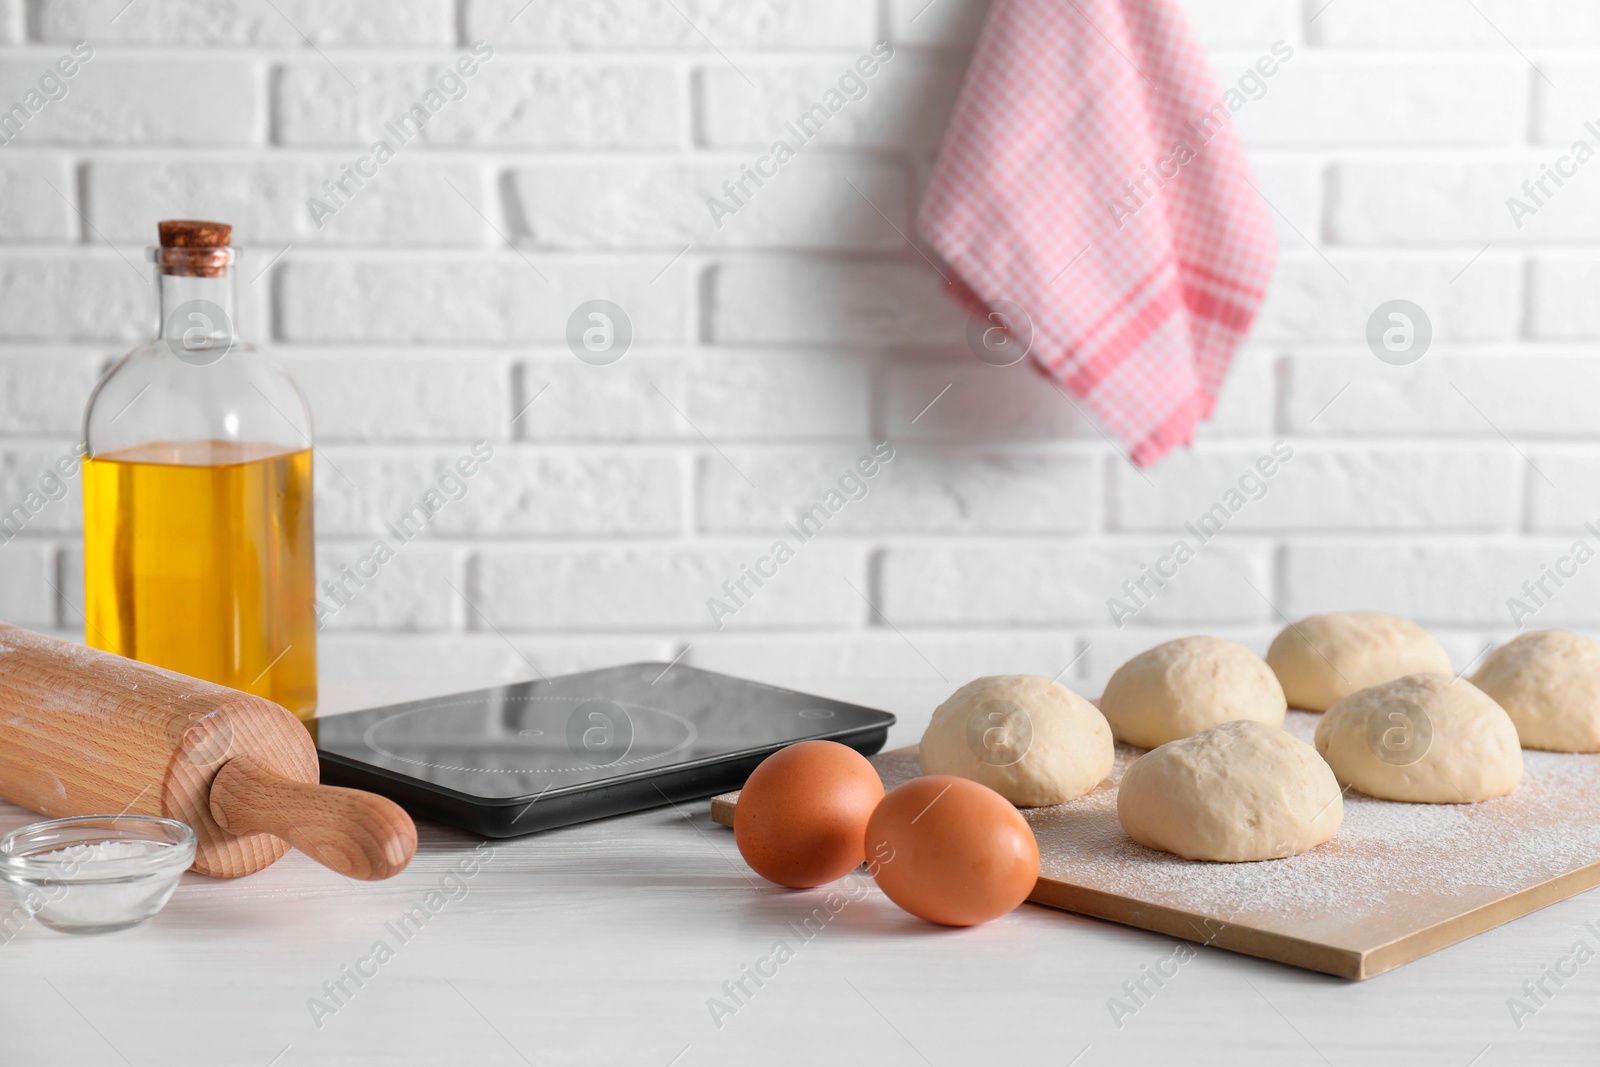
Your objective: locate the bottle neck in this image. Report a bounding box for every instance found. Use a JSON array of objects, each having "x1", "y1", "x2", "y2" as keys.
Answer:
[{"x1": 154, "y1": 268, "x2": 239, "y2": 346}]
